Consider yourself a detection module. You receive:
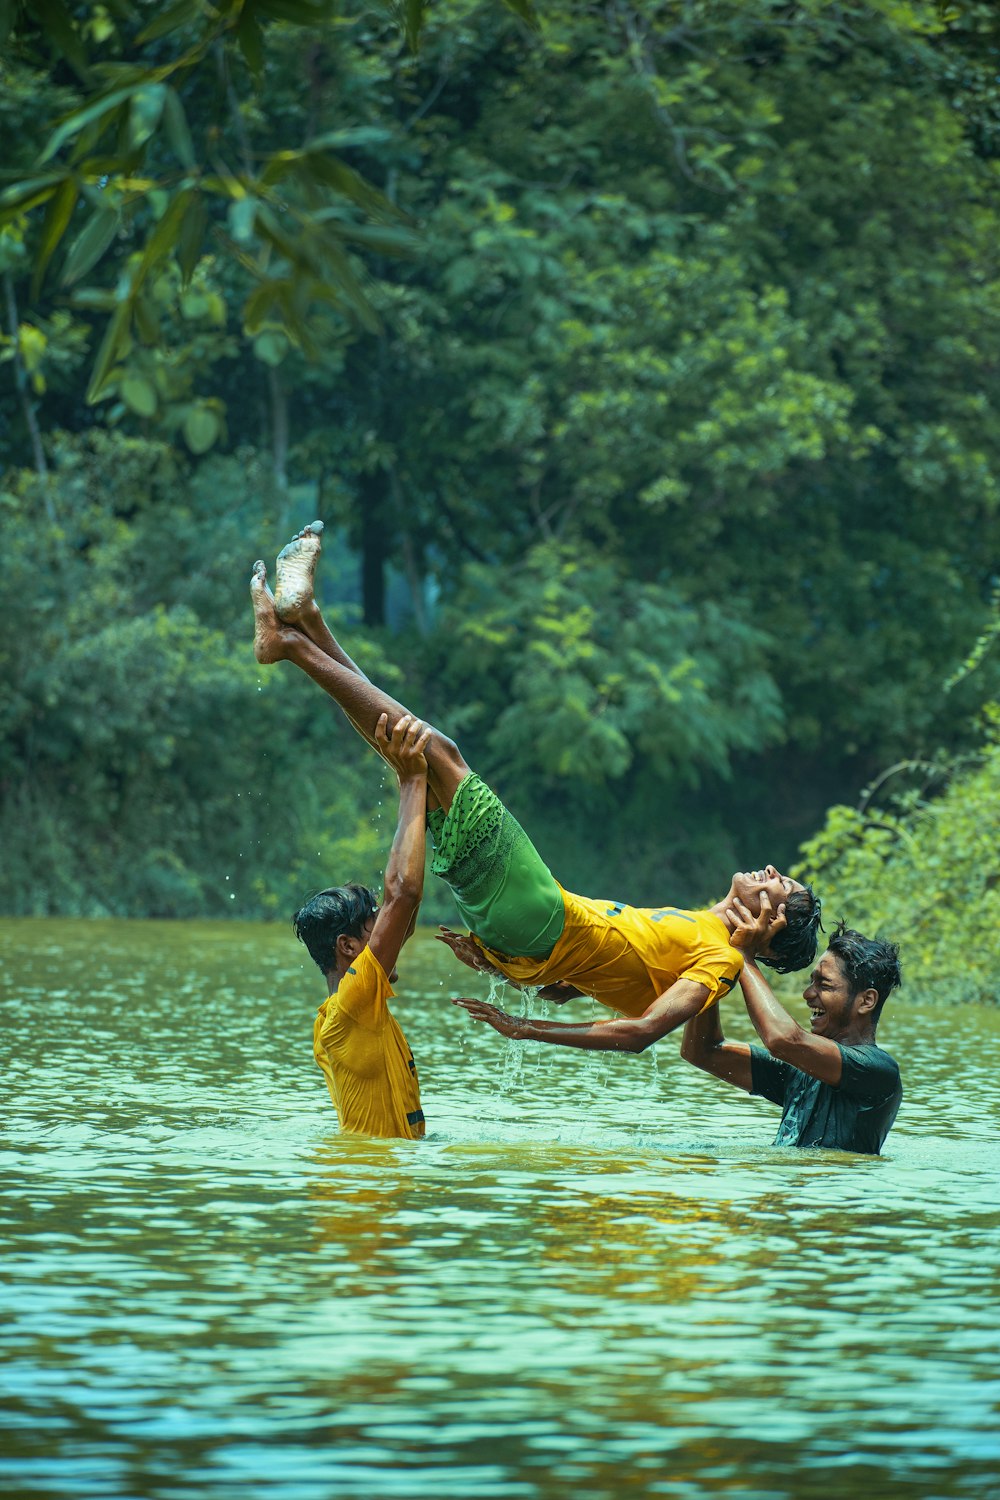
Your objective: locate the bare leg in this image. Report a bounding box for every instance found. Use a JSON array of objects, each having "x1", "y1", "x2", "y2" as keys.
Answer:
[{"x1": 252, "y1": 560, "x2": 468, "y2": 810}]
